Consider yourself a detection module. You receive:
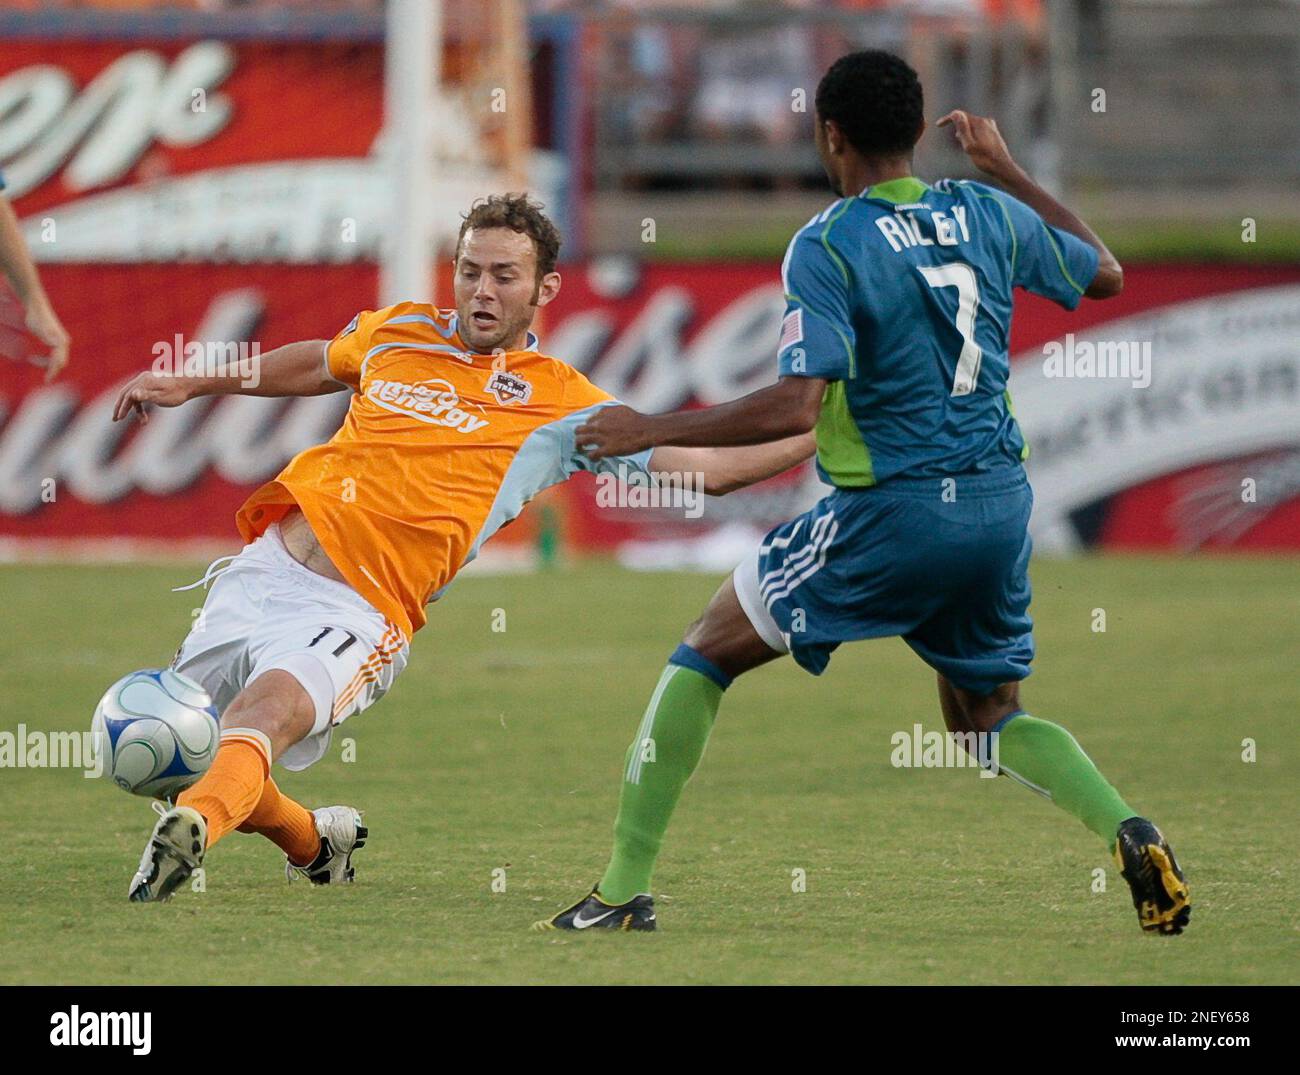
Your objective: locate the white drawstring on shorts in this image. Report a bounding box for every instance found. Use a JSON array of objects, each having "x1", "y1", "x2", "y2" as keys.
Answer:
[{"x1": 171, "y1": 553, "x2": 241, "y2": 593}]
